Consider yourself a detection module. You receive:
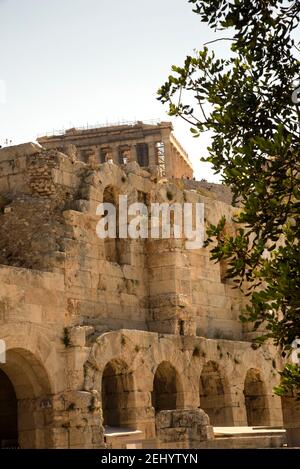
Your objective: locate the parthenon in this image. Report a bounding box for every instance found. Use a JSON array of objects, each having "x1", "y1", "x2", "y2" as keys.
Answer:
[{"x1": 37, "y1": 121, "x2": 193, "y2": 180}]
